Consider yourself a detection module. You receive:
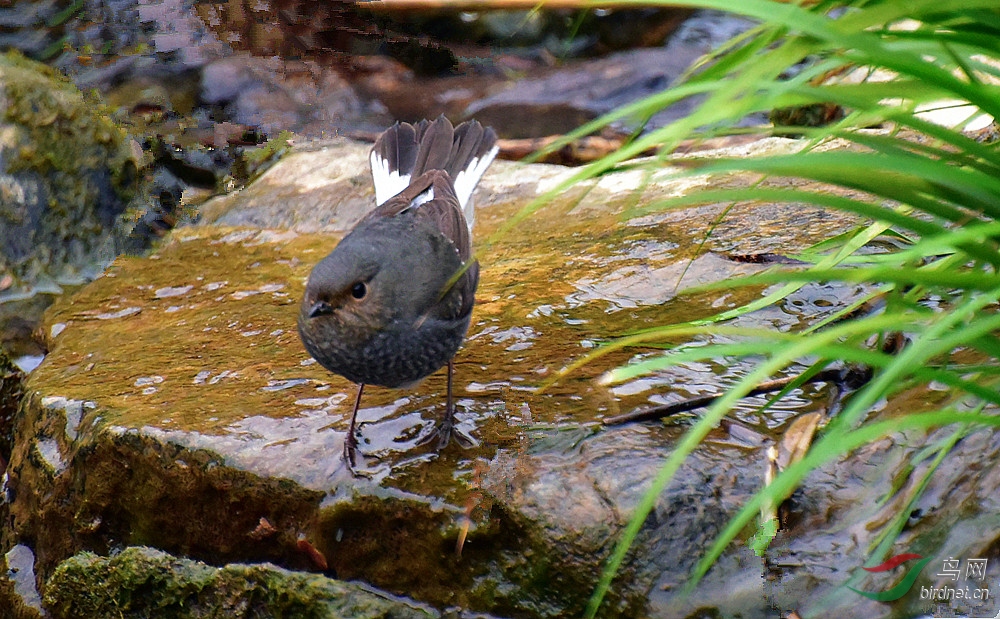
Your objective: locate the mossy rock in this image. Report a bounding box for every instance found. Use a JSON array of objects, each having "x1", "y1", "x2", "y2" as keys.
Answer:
[
  {"x1": 0, "y1": 50, "x2": 139, "y2": 298},
  {"x1": 44, "y1": 546, "x2": 438, "y2": 619}
]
